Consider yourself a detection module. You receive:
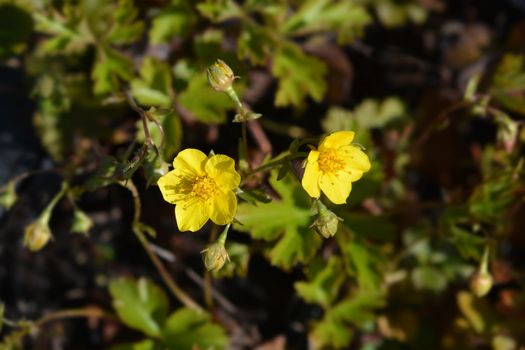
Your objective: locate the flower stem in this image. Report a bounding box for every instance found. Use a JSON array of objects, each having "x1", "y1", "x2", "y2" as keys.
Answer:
[
  {"x1": 241, "y1": 121, "x2": 249, "y2": 164},
  {"x1": 244, "y1": 152, "x2": 308, "y2": 178},
  {"x1": 41, "y1": 182, "x2": 69, "y2": 222},
  {"x1": 120, "y1": 180, "x2": 203, "y2": 312}
]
